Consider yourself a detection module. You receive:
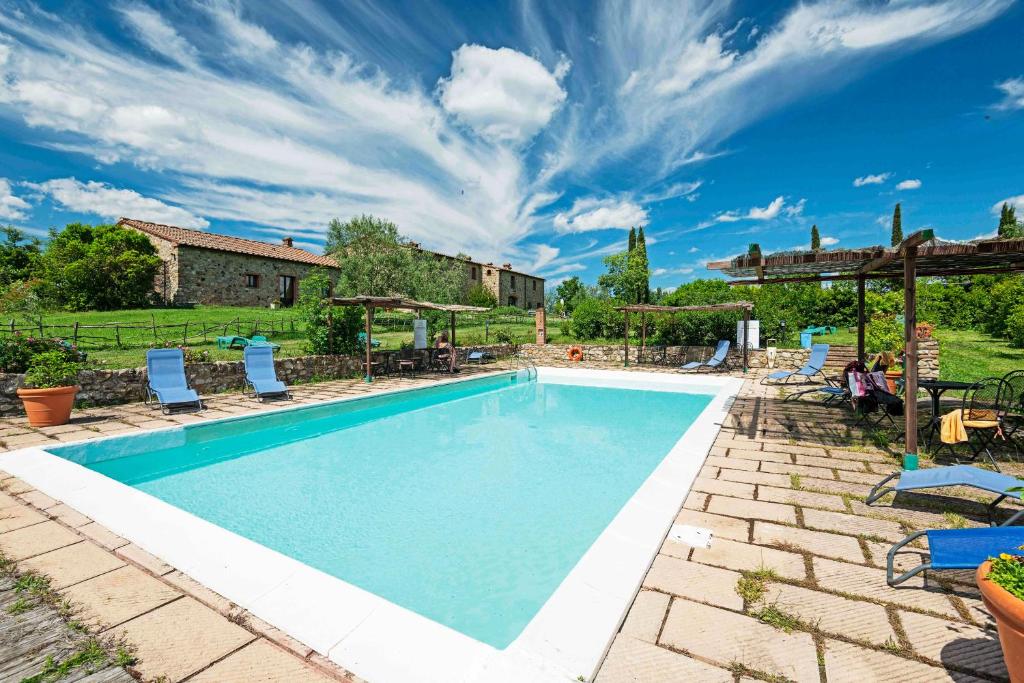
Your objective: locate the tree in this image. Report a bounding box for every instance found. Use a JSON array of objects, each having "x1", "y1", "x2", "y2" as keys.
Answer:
[
  {"x1": 633, "y1": 227, "x2": 651, "y2": 303},
  {"x1": 466, "y1": 283, "x2": 497, "y2": 308},
  {"x1": 36, "y1": 223, "x2": 160, "y2": 310},
  {"x1": 296, "y1": 269, "x2": 362, "y2": 356},
  {"x1": 891, "y1": 203, "x2": 903, "y2": 246},
  {"x1": 597, "y1": 251, "x2": 630, "y2": 299},
  {"x1": 810, "y1": 224, "x2": 821, "y2": 251},
  {"x1": 627, "y1": 226, "x2": 637, "y2": 255},
  {"x1": 998, "y1": 202, "x2": 1022, "y2": 238},
  {"x1": 0, "y1": 226, "x2": 41, "y2": 287},
  {"x1": 554, "y1": 276, "x2": 587, "y2": 314}
]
